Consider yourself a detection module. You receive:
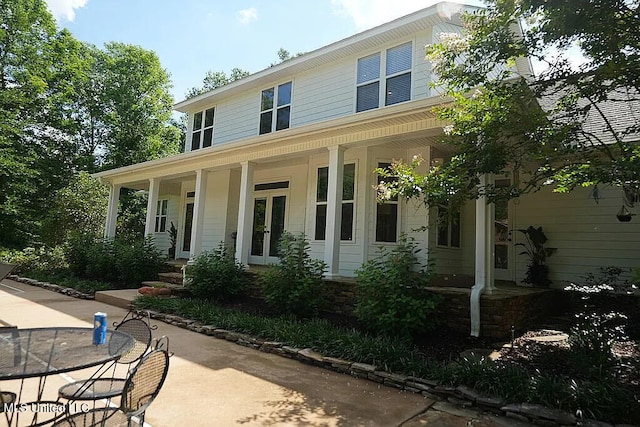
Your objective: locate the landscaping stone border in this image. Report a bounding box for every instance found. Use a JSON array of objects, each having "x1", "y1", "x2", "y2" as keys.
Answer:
[{"x1": 4, "y1": 274, "x2": 623, "y2": 427}]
